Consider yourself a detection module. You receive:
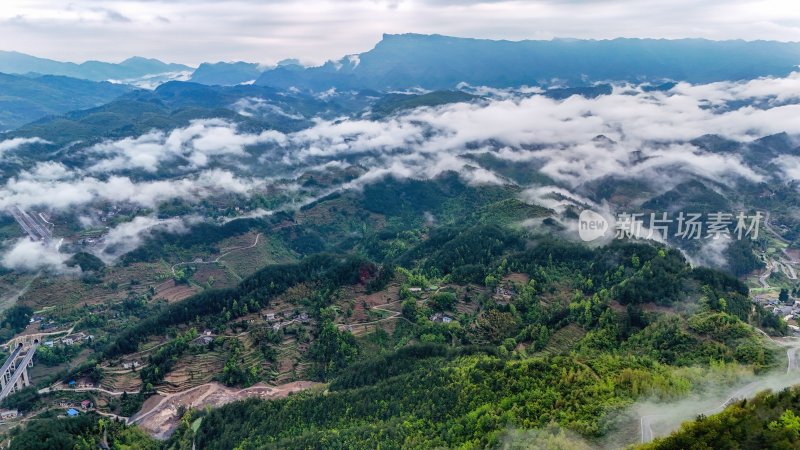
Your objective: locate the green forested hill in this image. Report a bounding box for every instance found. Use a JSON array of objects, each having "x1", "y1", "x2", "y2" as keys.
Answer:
[
  {"x1": 149, "y1": 236, "x2": 780, "y2": 449},
  {"x1": 177, "y1": 353, "x2": 661, "y2": 448},
  {"x1": 0, "y1": 73, "x2": 132, "y2": 130}
]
